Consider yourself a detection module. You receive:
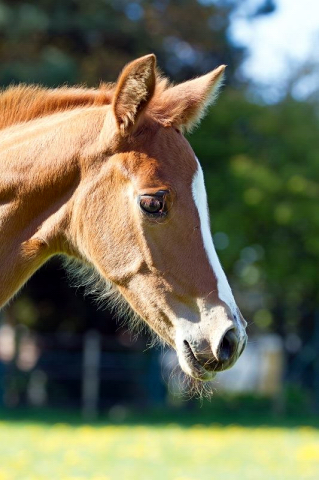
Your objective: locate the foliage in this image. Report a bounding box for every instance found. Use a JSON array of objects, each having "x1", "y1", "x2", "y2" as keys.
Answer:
[{"x1": 0, "y1": 0, "x2": 241, "y2": 86}]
